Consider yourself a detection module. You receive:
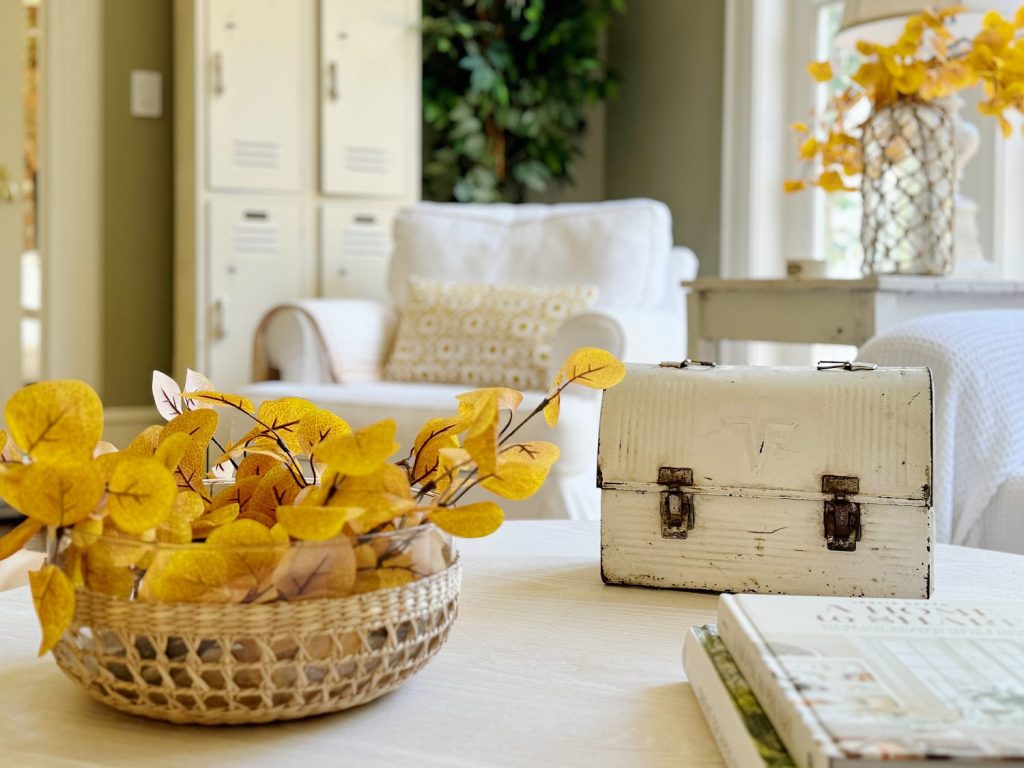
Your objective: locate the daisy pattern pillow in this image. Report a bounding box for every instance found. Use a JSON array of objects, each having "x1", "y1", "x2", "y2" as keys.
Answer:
[{"x1": 383, "y1": 278, "x2": 598, "y2": 390}]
